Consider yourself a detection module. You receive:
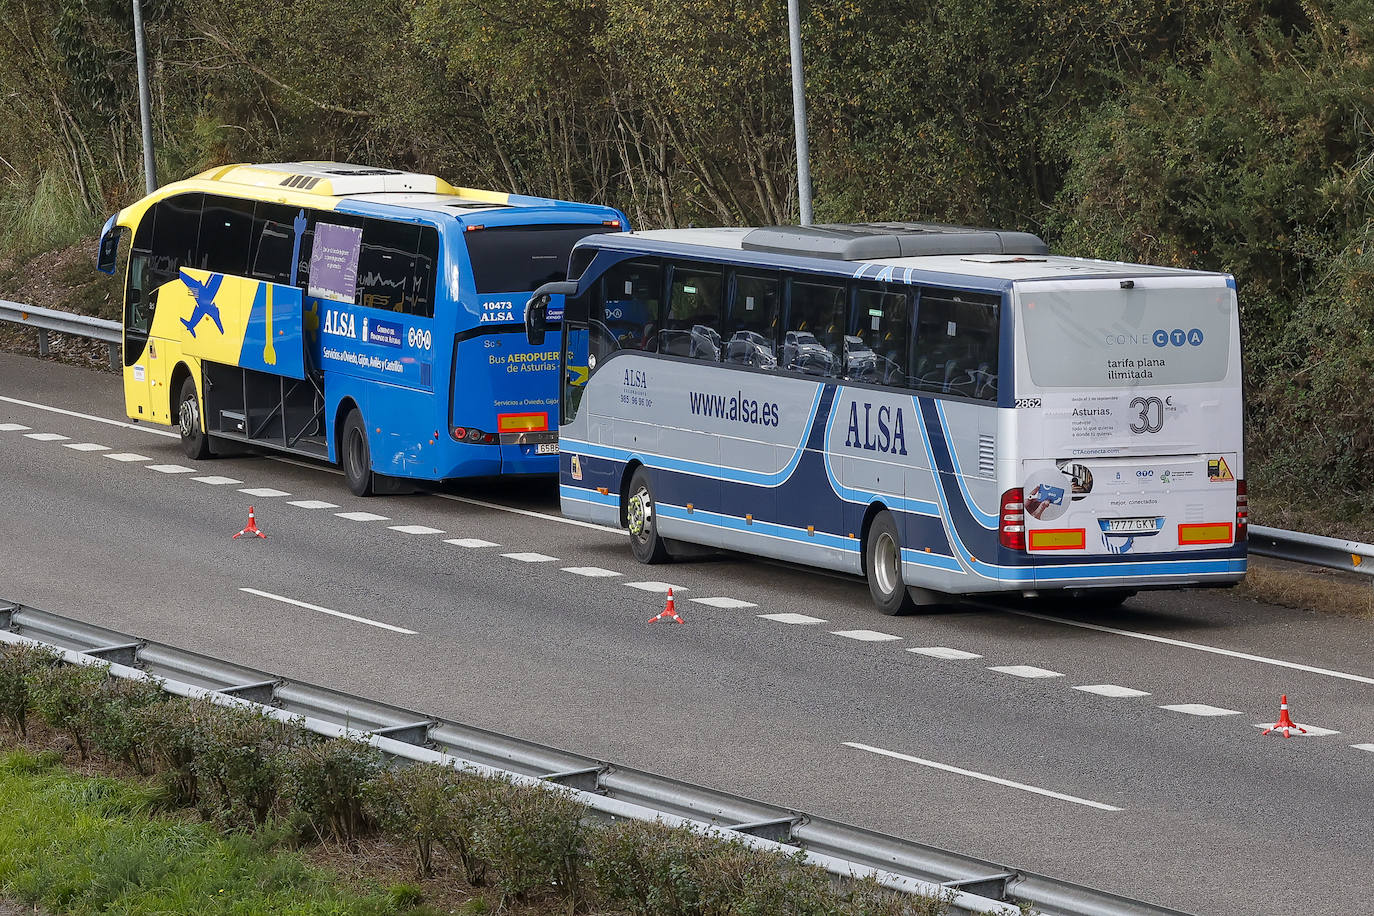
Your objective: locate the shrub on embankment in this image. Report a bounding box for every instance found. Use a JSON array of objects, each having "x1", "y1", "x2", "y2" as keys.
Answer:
[{"x1": 0, "y1": 642, "x2": 952, "y2": 915}]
